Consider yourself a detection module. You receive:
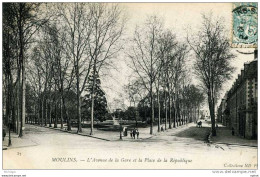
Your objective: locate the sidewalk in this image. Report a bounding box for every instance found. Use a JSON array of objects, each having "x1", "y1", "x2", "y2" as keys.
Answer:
[
  {"x1": 211, "y1": 126, "x2": 257, "y2": 147},
  {"x1": 40, "y1": 123, "x2": 154, "y2": 141},
  {"x1": 29, "y1": 122, "x2": 192, "y2": 141},
  {"x1": 2, "y1": 122, "x2": 201, "y2": 150},
  {"x1": 2, "y1": 132, "x2": 38, "y2": 150}
]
